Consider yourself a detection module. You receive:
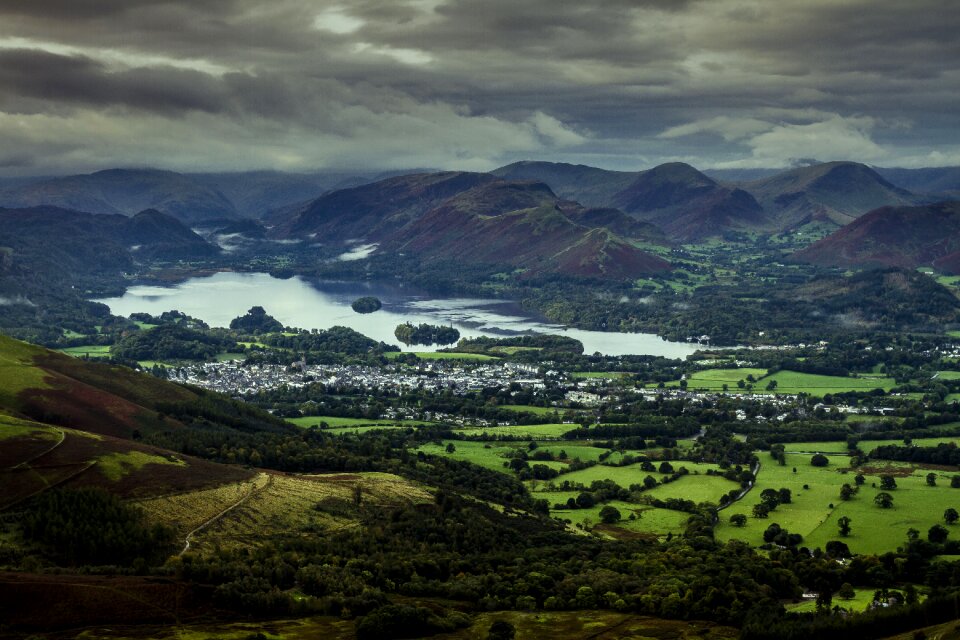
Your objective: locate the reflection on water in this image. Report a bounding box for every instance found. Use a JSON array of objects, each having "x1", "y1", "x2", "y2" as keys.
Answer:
[{"x1": 95, "y1": 272, "x2": 700, "y2": 357}]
